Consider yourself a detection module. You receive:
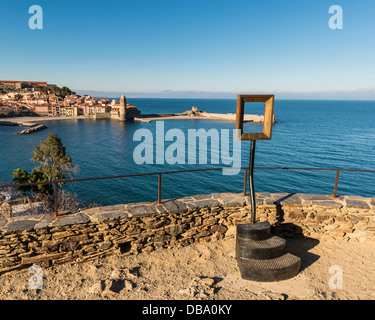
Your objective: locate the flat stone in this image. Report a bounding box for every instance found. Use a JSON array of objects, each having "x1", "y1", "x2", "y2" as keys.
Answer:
[
  {"x1": 270, "y1": 193, "x2": 293, "y2": 199},
  {"x1": 49, "y1": 212, "x2": 90, "y2": 227},
  {"x1": 90, "y1": 210, "x2": 128, "y2": 222},
  {"x1": 6, "y1": 219, "x2": 38, "y2": 232},
  {"x1": 97, "y1": 204, "x2": 125, "y2": 212},
  {"x1": 273, "y1": 196, "x2": 301, "y2": 205},
  {"x1": 263, "y1": 197, "x2": 278, "y2": 205},
  {"x1": 255, "y1": 192, "x2": 272, "y2": 198},
  {"x1": 344, "y1": 199, "x2": 370, "y2": 209},
  {"x1": 160, "y1": 200, "x2": 187, "y2": 213},
  {"x1": 210, "y1": 193, "x2": 224, "y2": 200},
  {"x1": 176, "y1": 196, "x2": 195, "y2": 203},
  {"x1": 220, "y1": 196, "x2": 246, "y2": 207},
  {"x1": 34, "y1": 214, "x2": 55, "y2": 229},
  {"x1": 0, "y1": 218, "x2": 7, "y2": 228},
  {"x1": 191, "y1": 194, "x2": 212, "y2": 201},
  {"x1": 186, "y1": 199, "x2": 221, "y2": 209},
  {"x1": 310, "y1": 200, "x2": 343, "y2": 208},
  {"x1": 296, "y1": 194, "x2": 331, "y2": 201},
  {"x1": 125, "y1": 204, "x2": 158, "y2": 216}
]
